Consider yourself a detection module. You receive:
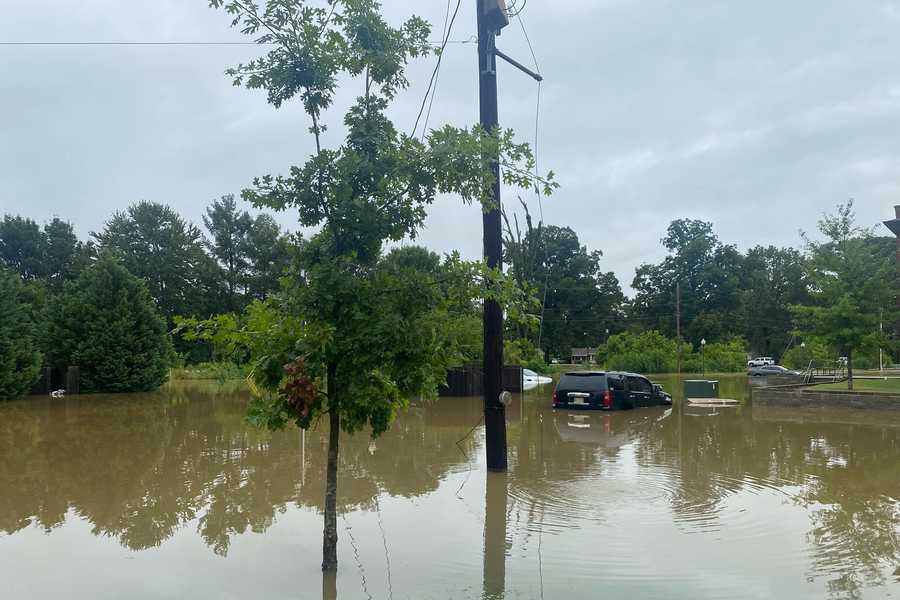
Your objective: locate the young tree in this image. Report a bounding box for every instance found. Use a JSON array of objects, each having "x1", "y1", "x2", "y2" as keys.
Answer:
[
  {"x1": 203, "y1": 195, "x2": 253, "y2": 310},
  {"x1": 0, "y1": 269, "x2": 43, "y2": 401},
  {"x1": 792, "y1": 201, "x2": 894, "y2": 389},
  {"x1": 46, "y1": 255, "x2": 173, "y2": 393},
  {"x1": 93, "y1": 201, "x2": 226, "y2": 320},
  {"x1": 208, "y1": 0, "x2": 551, "y2": 572}
]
